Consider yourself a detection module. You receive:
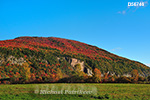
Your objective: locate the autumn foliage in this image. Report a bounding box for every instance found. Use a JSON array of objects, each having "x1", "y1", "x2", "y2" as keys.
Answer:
[
  {"x1": 93, "y1": 68, "x2": 101, "y2": 83},
  {"x1": 131, "y1": 69, "x2": 139, "y2": 82},
  {"x1": 0, "y1": 37, "x2": 149, "y2": 84}
]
